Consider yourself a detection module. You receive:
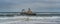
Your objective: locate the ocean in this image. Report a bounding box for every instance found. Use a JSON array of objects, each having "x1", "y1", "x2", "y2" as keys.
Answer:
[
  {"x1": 0, "y1": 12, "x2": 60, "y2": 24},
  {"x1": 0, "y1": 16, "x2": 60, "y2": 24}
]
